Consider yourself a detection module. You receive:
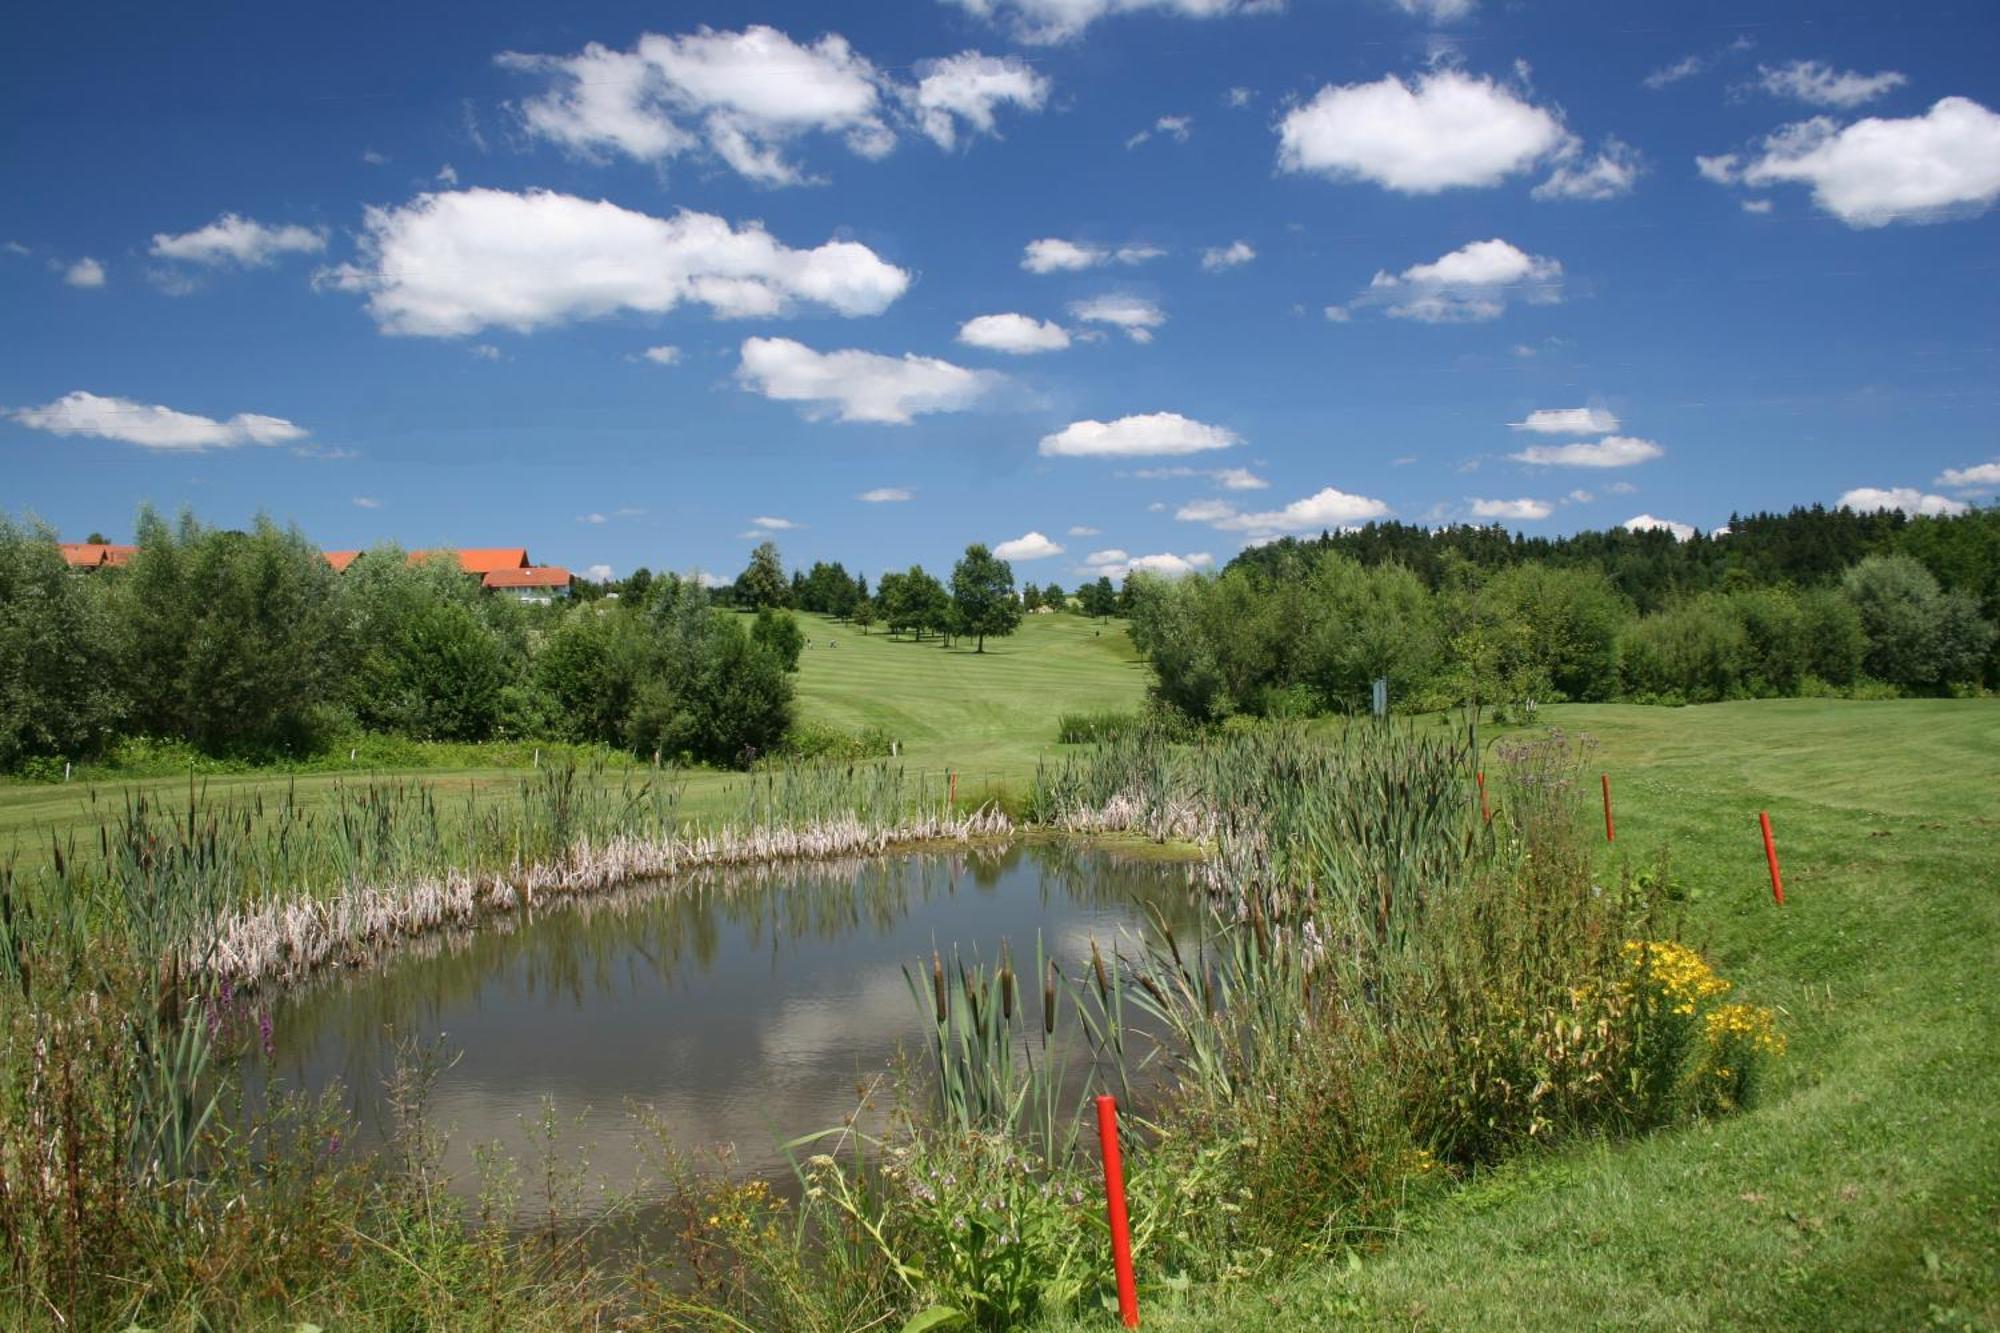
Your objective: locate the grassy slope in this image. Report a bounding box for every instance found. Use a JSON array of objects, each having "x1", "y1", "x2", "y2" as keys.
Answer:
[
  {"x1": 1048, "y1": 698, "x2": 2000, "y2": 1331},
  {"x1": 0, "y1": 612, "x2": 1148, "y2": 850}
]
